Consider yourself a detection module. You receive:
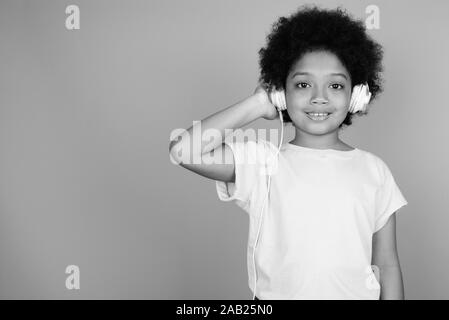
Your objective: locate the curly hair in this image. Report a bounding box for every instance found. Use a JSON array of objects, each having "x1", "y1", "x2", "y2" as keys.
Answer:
[{"x1": 258, "y1": 5, "x2": 384, "y2": 128}]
